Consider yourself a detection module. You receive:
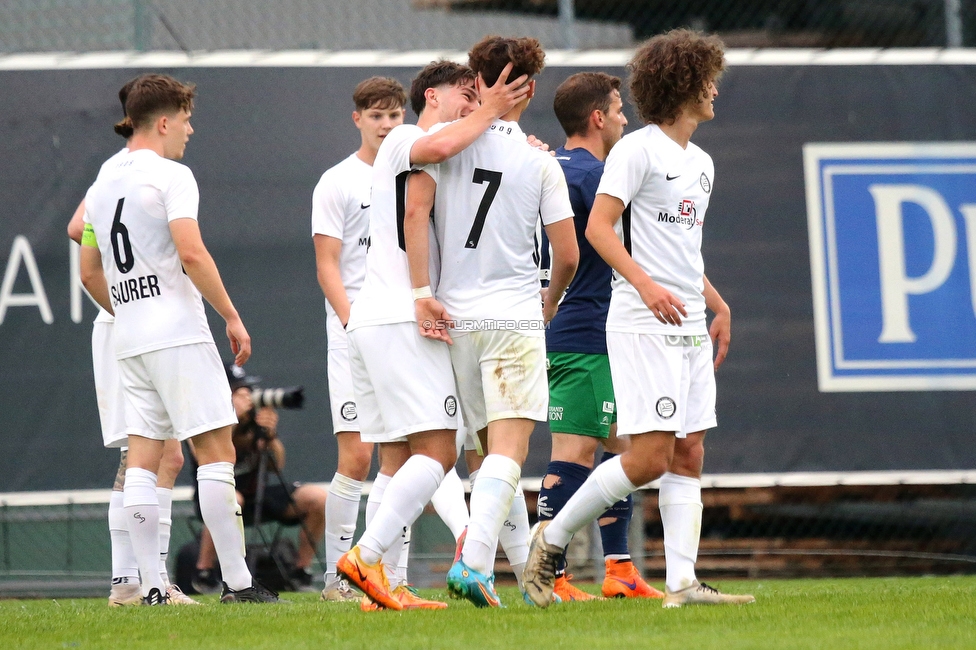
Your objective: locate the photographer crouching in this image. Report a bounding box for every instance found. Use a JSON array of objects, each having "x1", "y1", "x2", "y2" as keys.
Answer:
[{"x1": 191, "y1": 364, "x2": 327, "y2": 592}]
